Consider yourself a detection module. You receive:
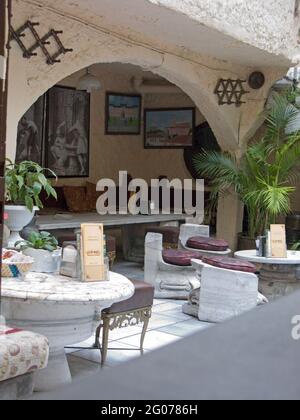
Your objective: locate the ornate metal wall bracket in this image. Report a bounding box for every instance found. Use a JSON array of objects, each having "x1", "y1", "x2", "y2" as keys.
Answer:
[
  {"x1": 9, "y1": 21, "x2": 73, "y2": 65},
  {"x1": 214, "y1": 78, "x2": 249, "y2": 107}
]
